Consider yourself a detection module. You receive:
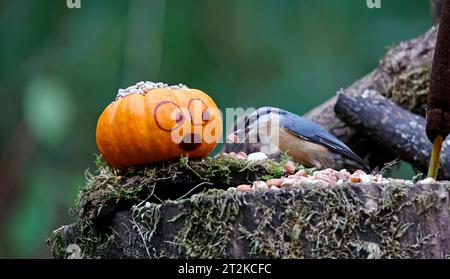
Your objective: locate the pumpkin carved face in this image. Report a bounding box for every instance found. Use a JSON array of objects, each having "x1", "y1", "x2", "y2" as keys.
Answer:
[{"x1": 96, "y1": 82, "x2": 222, "y2": 168}]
